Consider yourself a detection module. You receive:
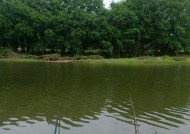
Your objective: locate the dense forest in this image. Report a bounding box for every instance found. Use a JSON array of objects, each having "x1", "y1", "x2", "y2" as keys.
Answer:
[{"x1": 0, "y1": 0, "x2": 190, "y2": 58}]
